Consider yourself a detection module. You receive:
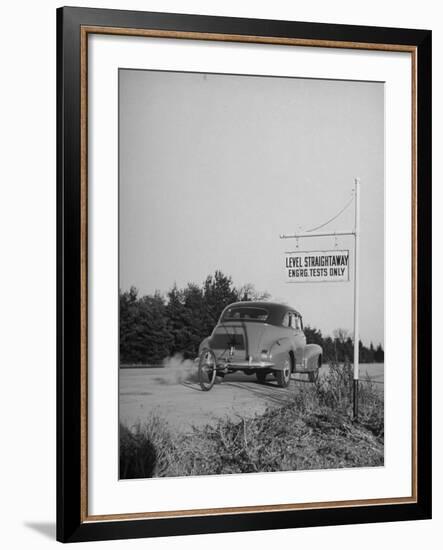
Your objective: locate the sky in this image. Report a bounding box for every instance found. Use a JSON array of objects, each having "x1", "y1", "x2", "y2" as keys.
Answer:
[{"x1": 119, "y1": 69, "x2": 384, "y2": 346}]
